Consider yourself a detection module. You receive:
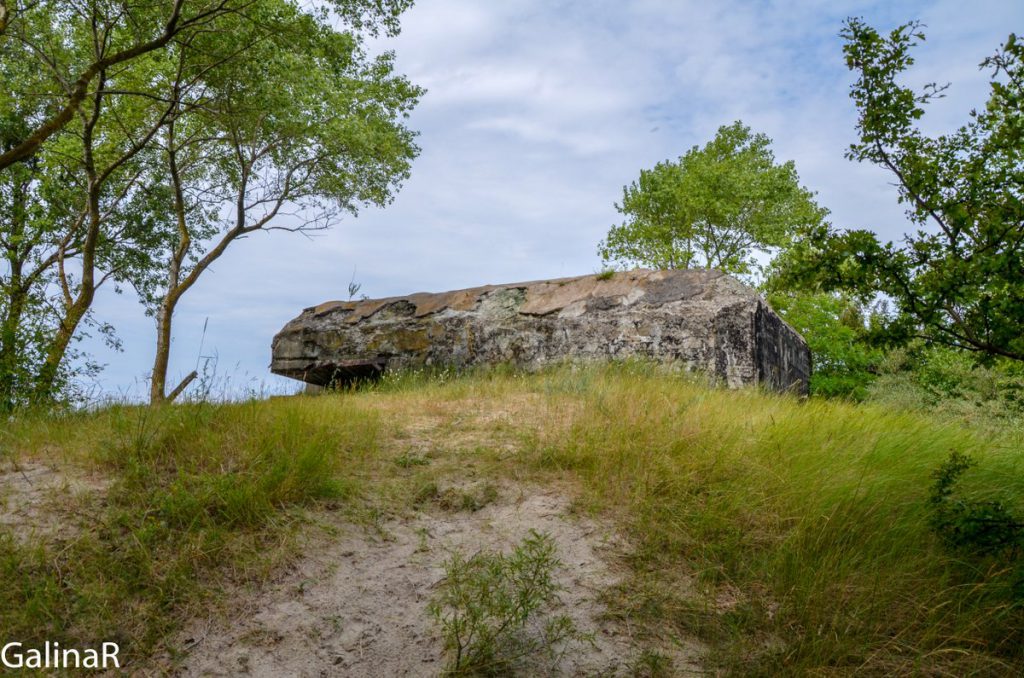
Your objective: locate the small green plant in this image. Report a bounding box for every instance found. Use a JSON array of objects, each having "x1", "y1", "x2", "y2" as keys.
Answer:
[
  {"x1": 413, "y1": 481, "x2": 441, "y2": 507},
  {"x1": 596, "y1": 268, "x2": 616, "y2": 281},
  {"x1": 437, "y1": 484, "x2": 500, "y2": 513},
  {"x1": 395, "y1": 451, "x2": 430, "y2": 468},
  {"x1": 415, "y1": 527, "x2": 431, "y2": 553},
  {"x1": 428, "y1": 530, "x2": 584, "y2": 675},
  {"x1": 627, "y1": 648, "x2": 675, "y2": 677}
]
